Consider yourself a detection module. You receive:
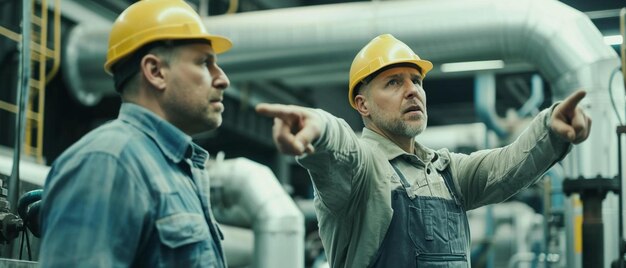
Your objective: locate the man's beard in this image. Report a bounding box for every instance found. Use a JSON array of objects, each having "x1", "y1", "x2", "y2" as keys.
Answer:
[{"x1": 370, "y1": 105, "x2": 427, "y2": 138}]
